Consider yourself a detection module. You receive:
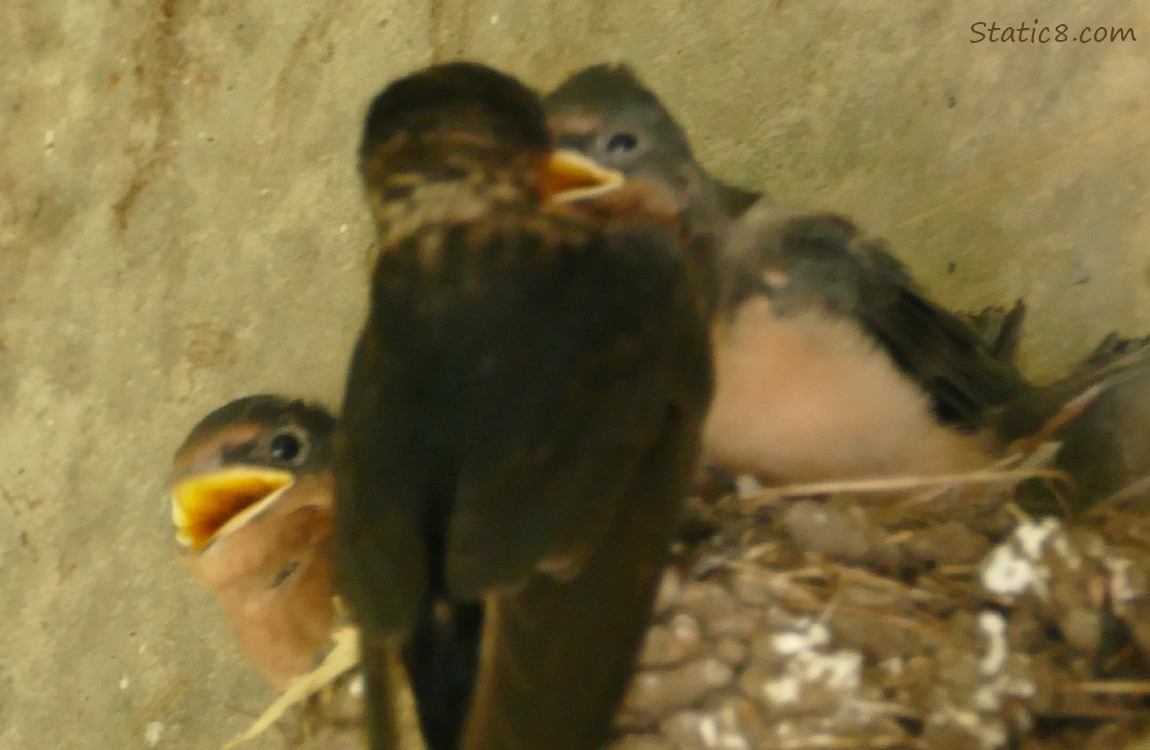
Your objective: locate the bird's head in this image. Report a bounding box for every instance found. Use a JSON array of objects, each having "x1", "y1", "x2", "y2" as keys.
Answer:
[
  {"x1": 544, "y1": 63, "x2": 714, "y2": 217},
  {"x1": 359, "y1": 61, "x2": 625, "y2": 218},
  {"x1": 169, "y1": 395, "x2": 336, "y2": 556},
  {"x1": 169, "y1": 395, "x2": 341, "y2": 690}
]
